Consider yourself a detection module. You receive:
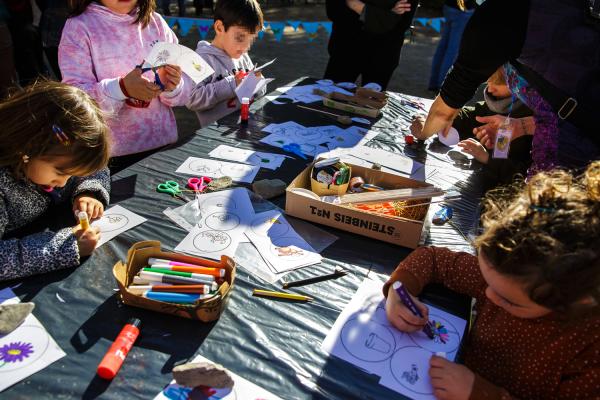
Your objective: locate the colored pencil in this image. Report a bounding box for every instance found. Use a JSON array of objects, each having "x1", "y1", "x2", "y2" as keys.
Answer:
[{"x1": 252, "y1": 289, "x2": 312, "y2": 302}]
